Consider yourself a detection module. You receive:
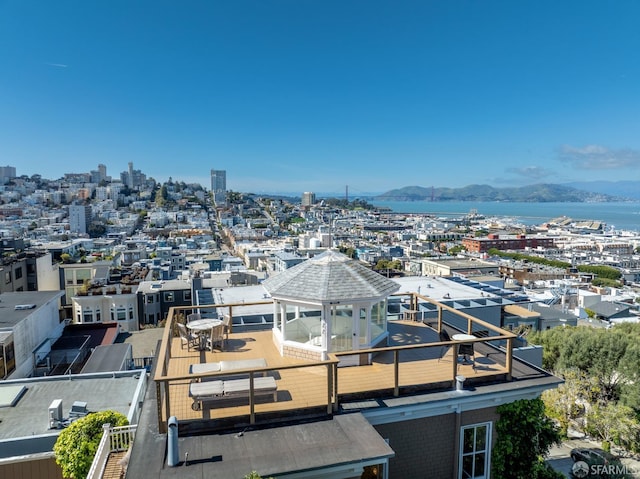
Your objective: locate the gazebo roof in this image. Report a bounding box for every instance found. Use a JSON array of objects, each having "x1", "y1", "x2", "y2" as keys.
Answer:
[{"x1": 263, "y1": 250, "x2": 400, "y2": 303}]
